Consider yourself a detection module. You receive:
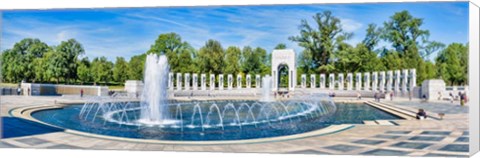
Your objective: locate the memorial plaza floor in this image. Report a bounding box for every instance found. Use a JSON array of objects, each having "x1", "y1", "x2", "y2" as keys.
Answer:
[{"x1": 0, "y1": 95, "x2": 470, "y2": 157}]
